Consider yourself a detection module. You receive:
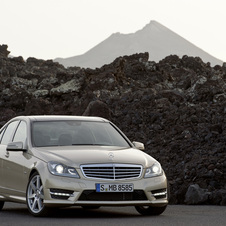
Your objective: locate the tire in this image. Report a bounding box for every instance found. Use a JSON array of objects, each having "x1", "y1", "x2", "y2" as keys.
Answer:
[
  {"x1": 135, "y1": 205, "x2": 167, "y2": 216},
  {"x1": 26, "y1": 172, "x2": 49, "y2": 217},
  {"x1": 0, "y1": 201, "x2": 4, "y2": 211}
]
